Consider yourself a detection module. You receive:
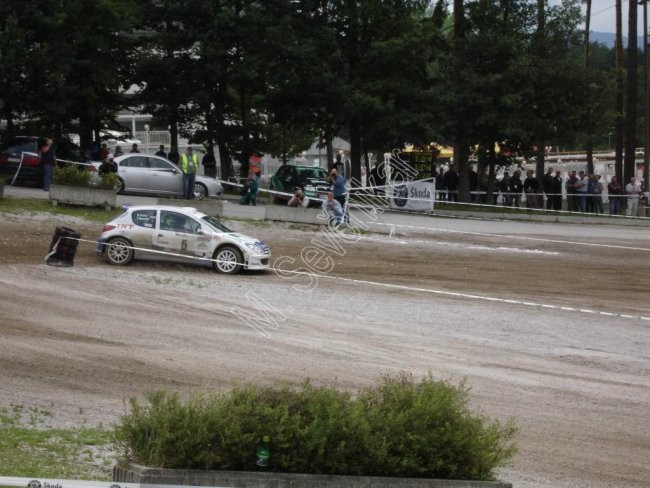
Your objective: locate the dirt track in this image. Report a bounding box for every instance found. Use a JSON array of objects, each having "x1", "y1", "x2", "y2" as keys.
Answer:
[{"x1": 0, "y1": 210, "x2": 649, "y2": 488}]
